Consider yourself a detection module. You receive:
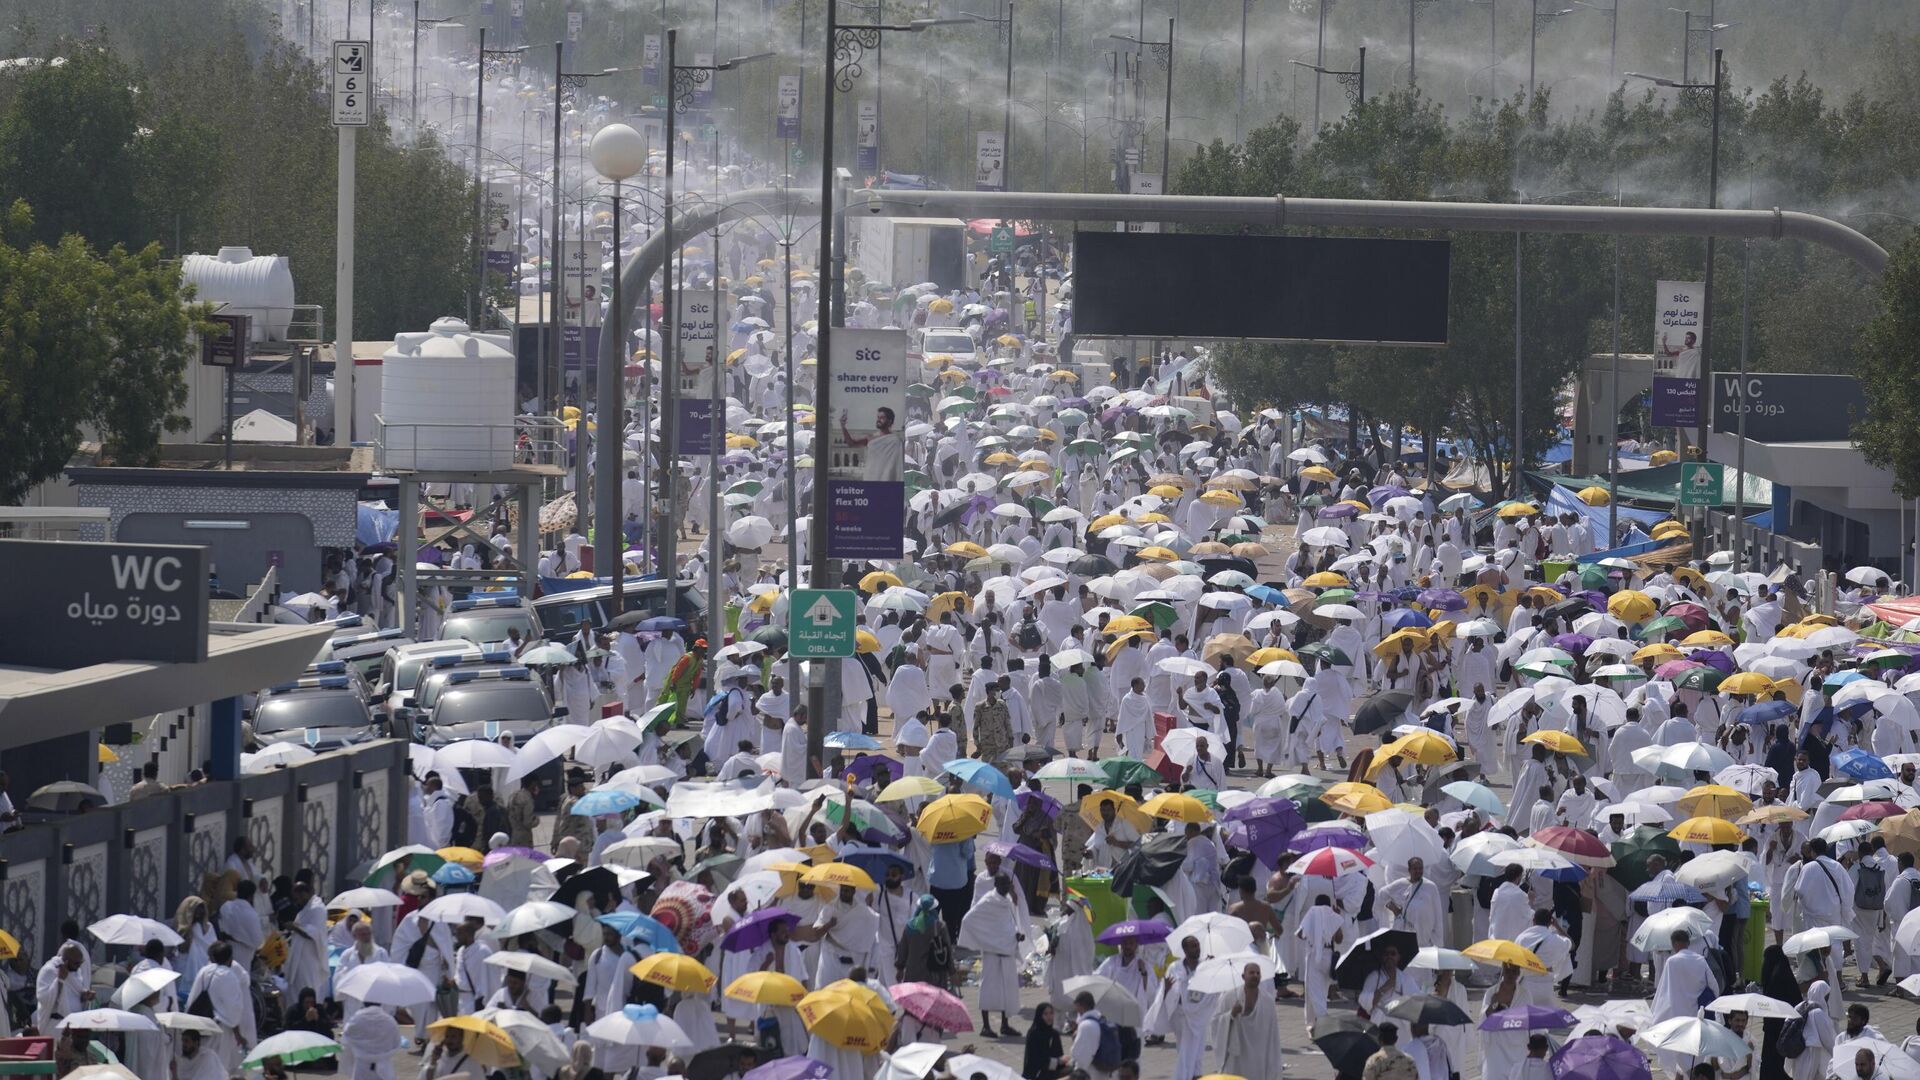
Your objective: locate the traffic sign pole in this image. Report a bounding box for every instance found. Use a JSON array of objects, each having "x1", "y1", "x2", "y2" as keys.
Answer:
[
  {"x1": 332, "y1": 41, "x2": 368, "y2": 446},
  {"x1": 790, "y1": 588, "x2": 858, "y2": 659}
]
